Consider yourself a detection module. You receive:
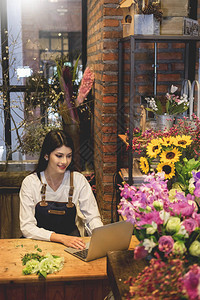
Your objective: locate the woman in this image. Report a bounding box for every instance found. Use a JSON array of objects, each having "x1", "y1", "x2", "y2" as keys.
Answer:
[{"x1": 19, "y1": 130, "x2": 103, "y2": 250}]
